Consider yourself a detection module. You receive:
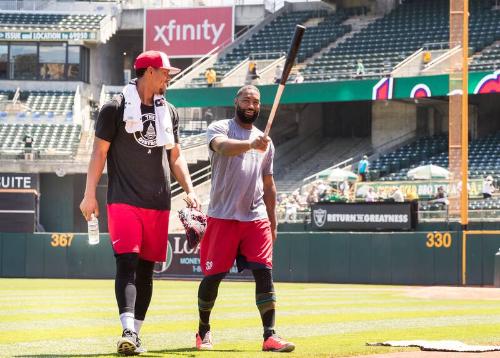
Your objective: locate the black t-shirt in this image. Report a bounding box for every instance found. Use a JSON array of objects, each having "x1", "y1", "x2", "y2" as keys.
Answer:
[
  {"x1": 23, "y1": 135, "x2": 33, "y2": 148},
  {"x1": 95, "y1": 94, "x2": 180, "y2": 210}
]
